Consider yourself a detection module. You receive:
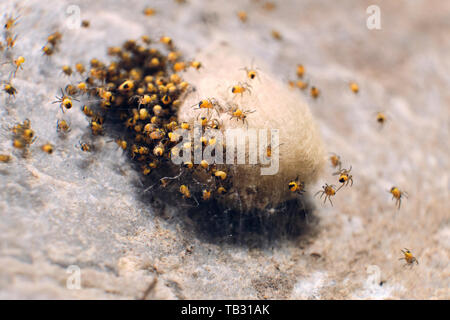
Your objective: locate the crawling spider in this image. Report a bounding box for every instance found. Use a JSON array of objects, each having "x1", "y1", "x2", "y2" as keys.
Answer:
[
  {"x1": 198, "y1": 115, "x2": 221, "y2": 130},
  {"x1": 230, "y1": 81, "x2": 252, "y2": 97},
  {"x1": 227, "y1": 104, "x2": 255, "y2": 128},
  {"x1": 375, "y1": 111, "x2": 387, "y2": 128},
  {"x1": 314, "y1": 184, "x2": 337, "y2": 206},
  {"x1": 288, "y1": 177, "x2": 305, "y2": 195},
  {"x1": 3, "y1": 82, "x2": 17, "y2": 97},
  {"x1": 240, "y1": 60, "x2": 261, "y2": 81},
  {"x1": 399, "y1": 248, "x2": 418, "y2": 266},
  {"x1": 296, "y1": 64, "x2": 305, "y2": 78},
  {"x1": 389, "y1": 186, "x2": 408, "y2": 210},
  {"x1": 329, "y1": 153, "x2": 342, "y2": 170},
  {"x1": 53, "y1": 88, "x2": 79, "y2": 113},
  {"x1": 334, "y1": 166, "x2": 353, "y2": 189},
  {"x1": 192, "y1": 98, "x2": 223, "y2": 116},
  {"x1": 310, "y1": 86, "x2": 320, "y2": 99},
  {"x1": 349, "y1": 82, "x2": 359, "y2": 94}
]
